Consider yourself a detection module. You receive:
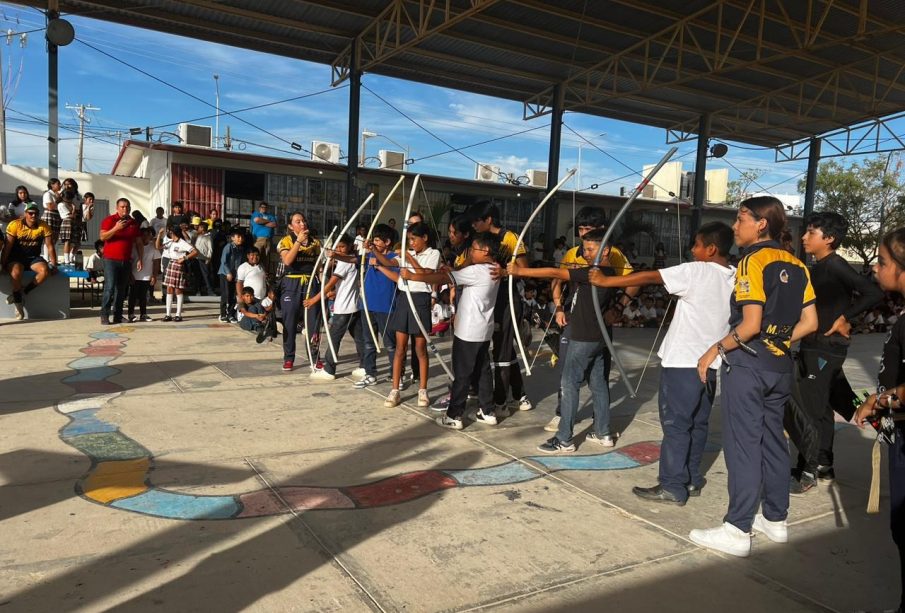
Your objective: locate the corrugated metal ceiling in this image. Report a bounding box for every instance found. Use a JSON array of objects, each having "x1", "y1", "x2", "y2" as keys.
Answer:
[{"x1": 10, "y1": 0, "x2": 905, "y2": 148}]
